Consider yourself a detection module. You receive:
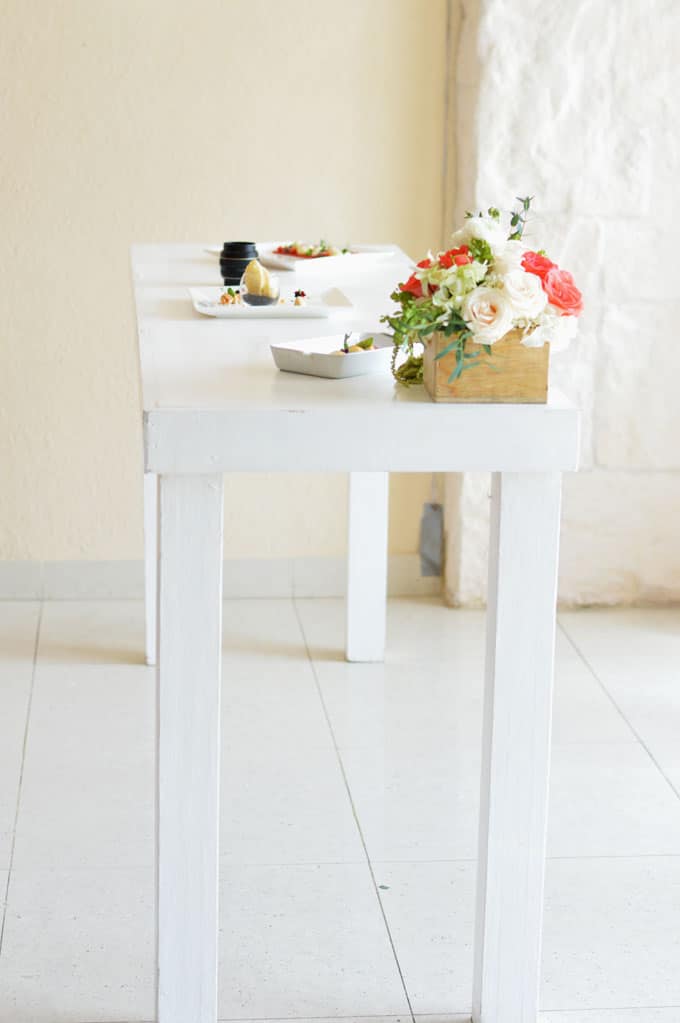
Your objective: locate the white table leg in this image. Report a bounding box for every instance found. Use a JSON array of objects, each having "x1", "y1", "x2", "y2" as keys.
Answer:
[
  {"x1": 143, "y1": 471, "x2": 158, "y2": 666},
  {"x1": 346, "y1": 471, "x2": 389, "y2": 662},
  {"x1": 473, "y1": 471, "x2": 562, "y2": 1023},
  {"x1": 156, "y1": 474, "x2": 224, "y2": 1023}
]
